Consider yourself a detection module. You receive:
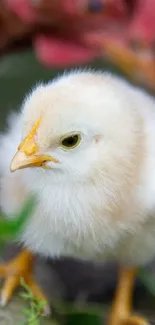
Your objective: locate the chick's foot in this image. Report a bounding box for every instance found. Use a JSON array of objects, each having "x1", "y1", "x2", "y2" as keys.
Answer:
[
  {"x1": 107, "y1": 267, "x2": 149, "y2": 325},
  {"x1": 0, "y1": 249, "x2": 50, "y2": 314},
  {"x1": 122, "y1": 315, "x2": 149, "y2": 325}
]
